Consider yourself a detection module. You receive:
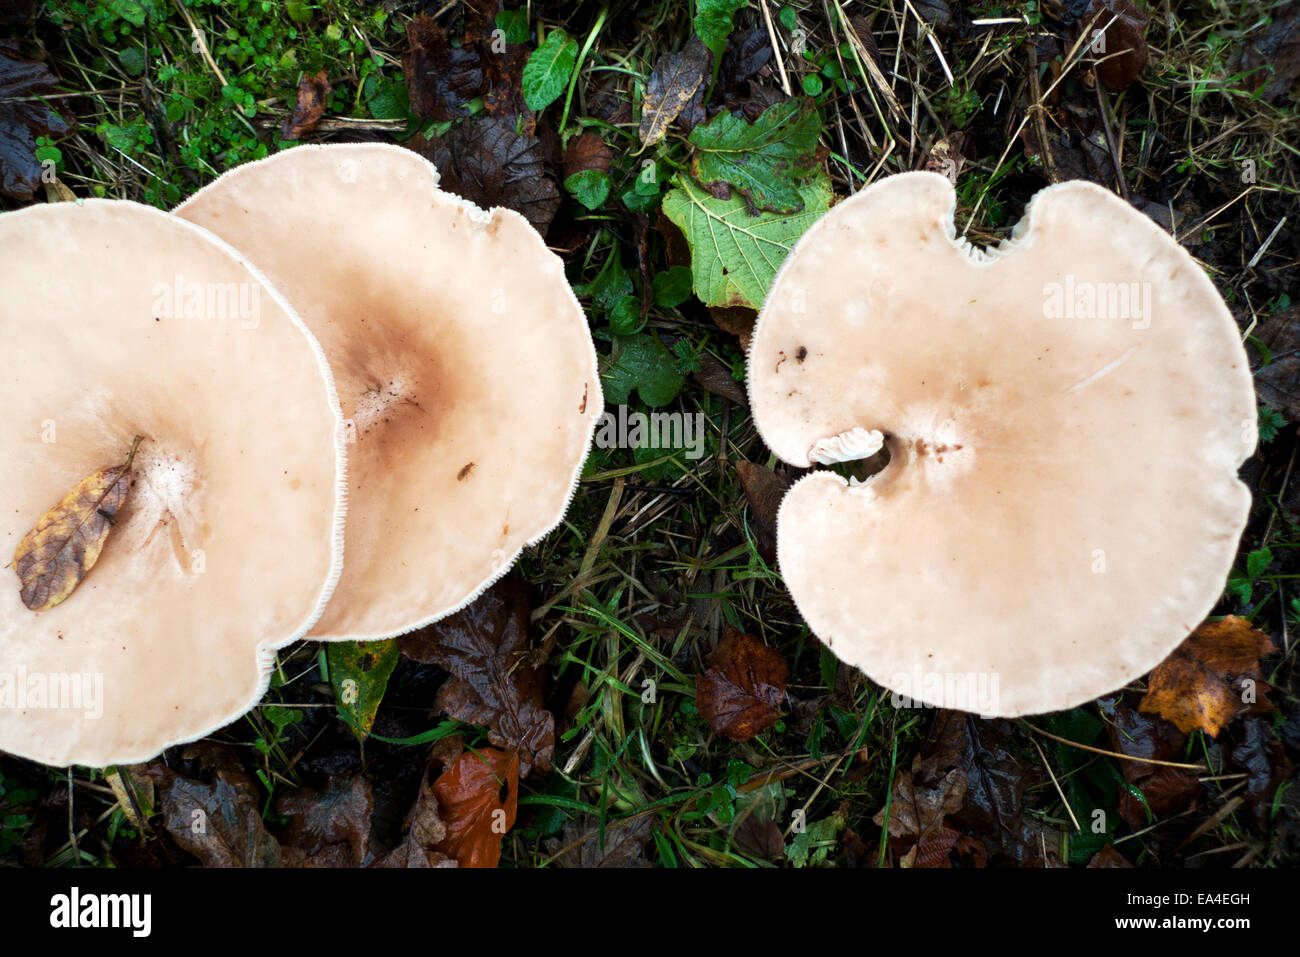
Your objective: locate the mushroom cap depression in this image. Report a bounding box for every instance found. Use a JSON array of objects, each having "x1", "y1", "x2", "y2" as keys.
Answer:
[
  {"x1": 0, "y1": 200, "x2": 345, "y2": 766},
  {"x1": 176, "y1": 144, "x2": 602, "y2": 641},
  {"x1": 749, "y1": 172, "x2": 1256, "y2": 716}
]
